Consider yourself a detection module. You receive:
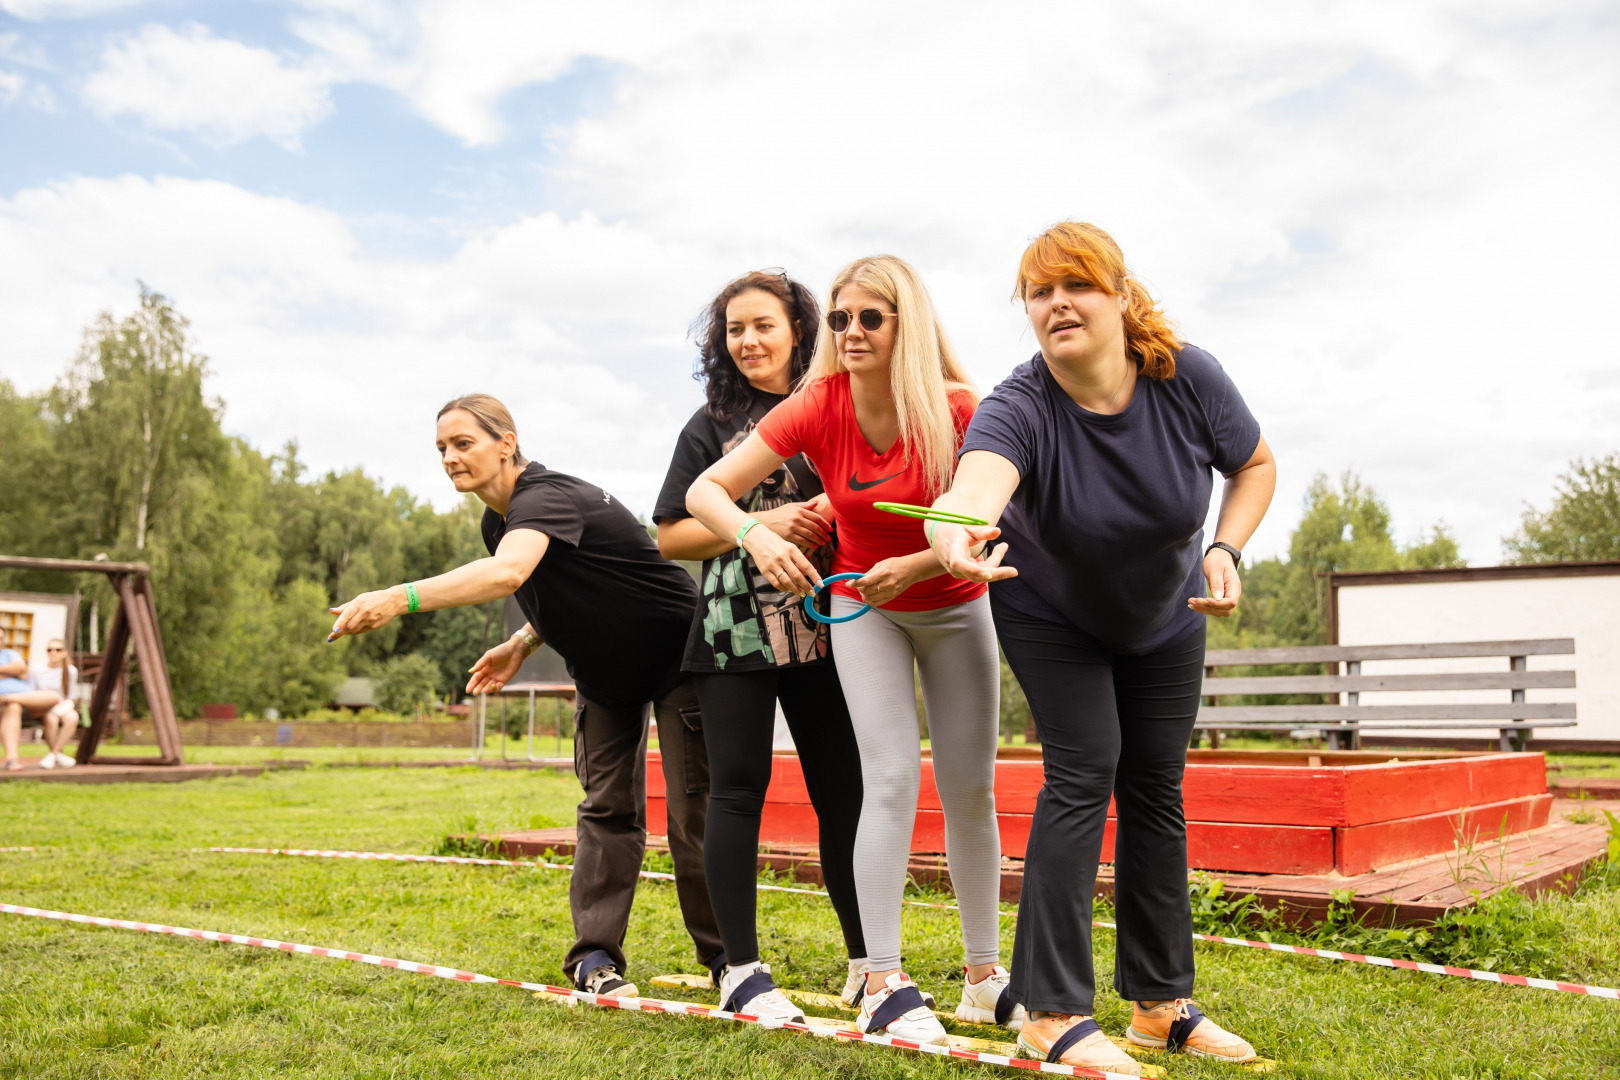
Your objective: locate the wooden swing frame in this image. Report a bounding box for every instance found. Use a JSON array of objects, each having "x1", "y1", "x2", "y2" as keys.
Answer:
[{"x1": 0, "y1": 555, "x2": 183, "y2": 766}]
